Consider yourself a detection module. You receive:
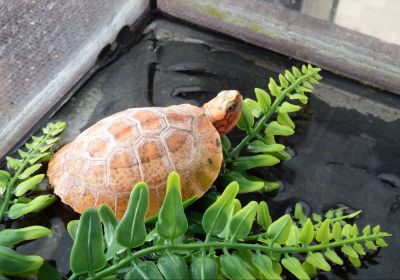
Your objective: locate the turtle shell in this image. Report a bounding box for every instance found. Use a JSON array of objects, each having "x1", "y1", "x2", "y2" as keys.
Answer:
[{"x1": 47, "y1": 104, "x2": 222, "y2": 219}]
